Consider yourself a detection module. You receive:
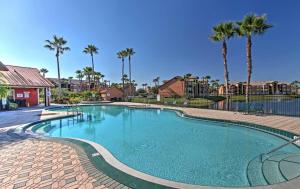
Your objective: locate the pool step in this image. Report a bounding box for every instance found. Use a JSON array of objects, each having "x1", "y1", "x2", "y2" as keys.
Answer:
[
  {"x1": 247, "y1": 155, "x2": 268, "y2": 186},
  {"x1": 247, "y1": 153, "x2": 300, "y2": 186},
  {"x1": 279, "y1": 155, "x2": 300, "y2": 180}
]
